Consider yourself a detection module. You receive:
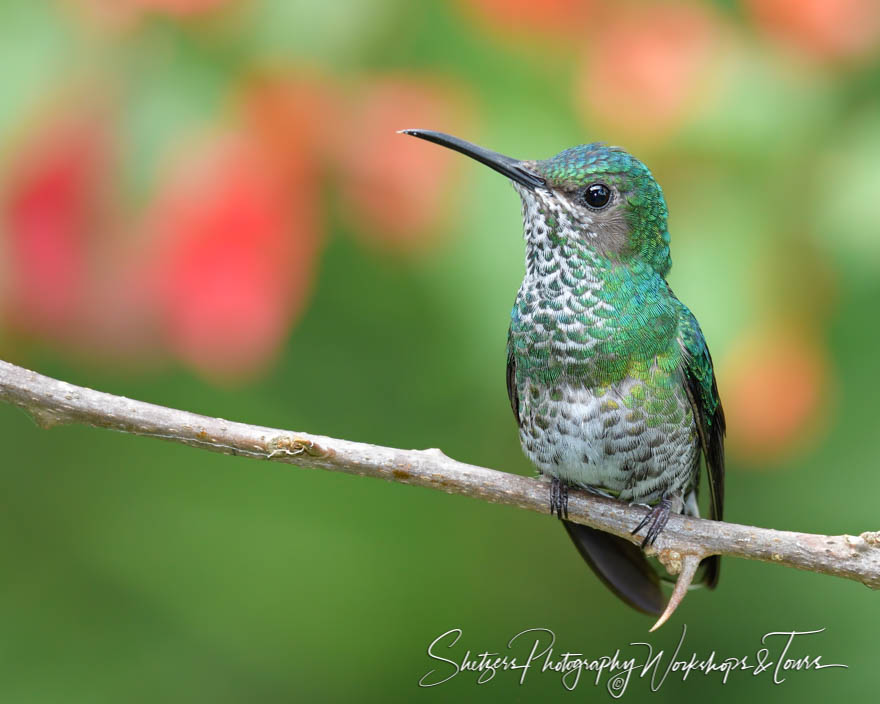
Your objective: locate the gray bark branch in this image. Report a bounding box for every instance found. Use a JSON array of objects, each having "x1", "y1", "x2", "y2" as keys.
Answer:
[{"x1": 1, "y1": 359, "x2": 878, "y2": 606}]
